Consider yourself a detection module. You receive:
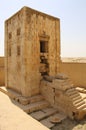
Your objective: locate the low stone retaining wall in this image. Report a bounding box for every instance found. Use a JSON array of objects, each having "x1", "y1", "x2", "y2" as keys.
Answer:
[{"x1": 60, "y1": 62, "x2": 86, "y2": 88}]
